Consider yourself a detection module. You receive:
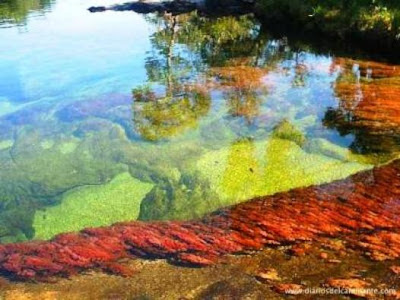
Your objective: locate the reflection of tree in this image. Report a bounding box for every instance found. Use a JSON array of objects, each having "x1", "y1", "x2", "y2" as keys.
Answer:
[
  {"x1": 133, "y1": 85, "x2": 210, "y2": 141},
  {"x1": 292, "y1": 52, "x2": 309, "y2": 87},
  {"x1": 0, "y1": 0, "x2": 52, "y2": 25},
  {"x1": 132, "y1": 12, "x2": 273, "y2": 220},
  {"x1": 133, "y1": 12, "x2": 266, "y2": 140},
  {"x1": 176, "y1": 13, "x2": 264, "y2": 66},
  {"x1": 323, "y1": 57, "x2": 400, "y2": 153},
  {"x1": 210, "y1": 59, "x2": 268, "y2": 124}
]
